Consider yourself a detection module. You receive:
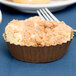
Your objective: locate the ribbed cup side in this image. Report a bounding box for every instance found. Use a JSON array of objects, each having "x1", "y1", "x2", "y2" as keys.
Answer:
[{"x1": 7, "y1": 40, "x2": 71, "y2": 63}]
